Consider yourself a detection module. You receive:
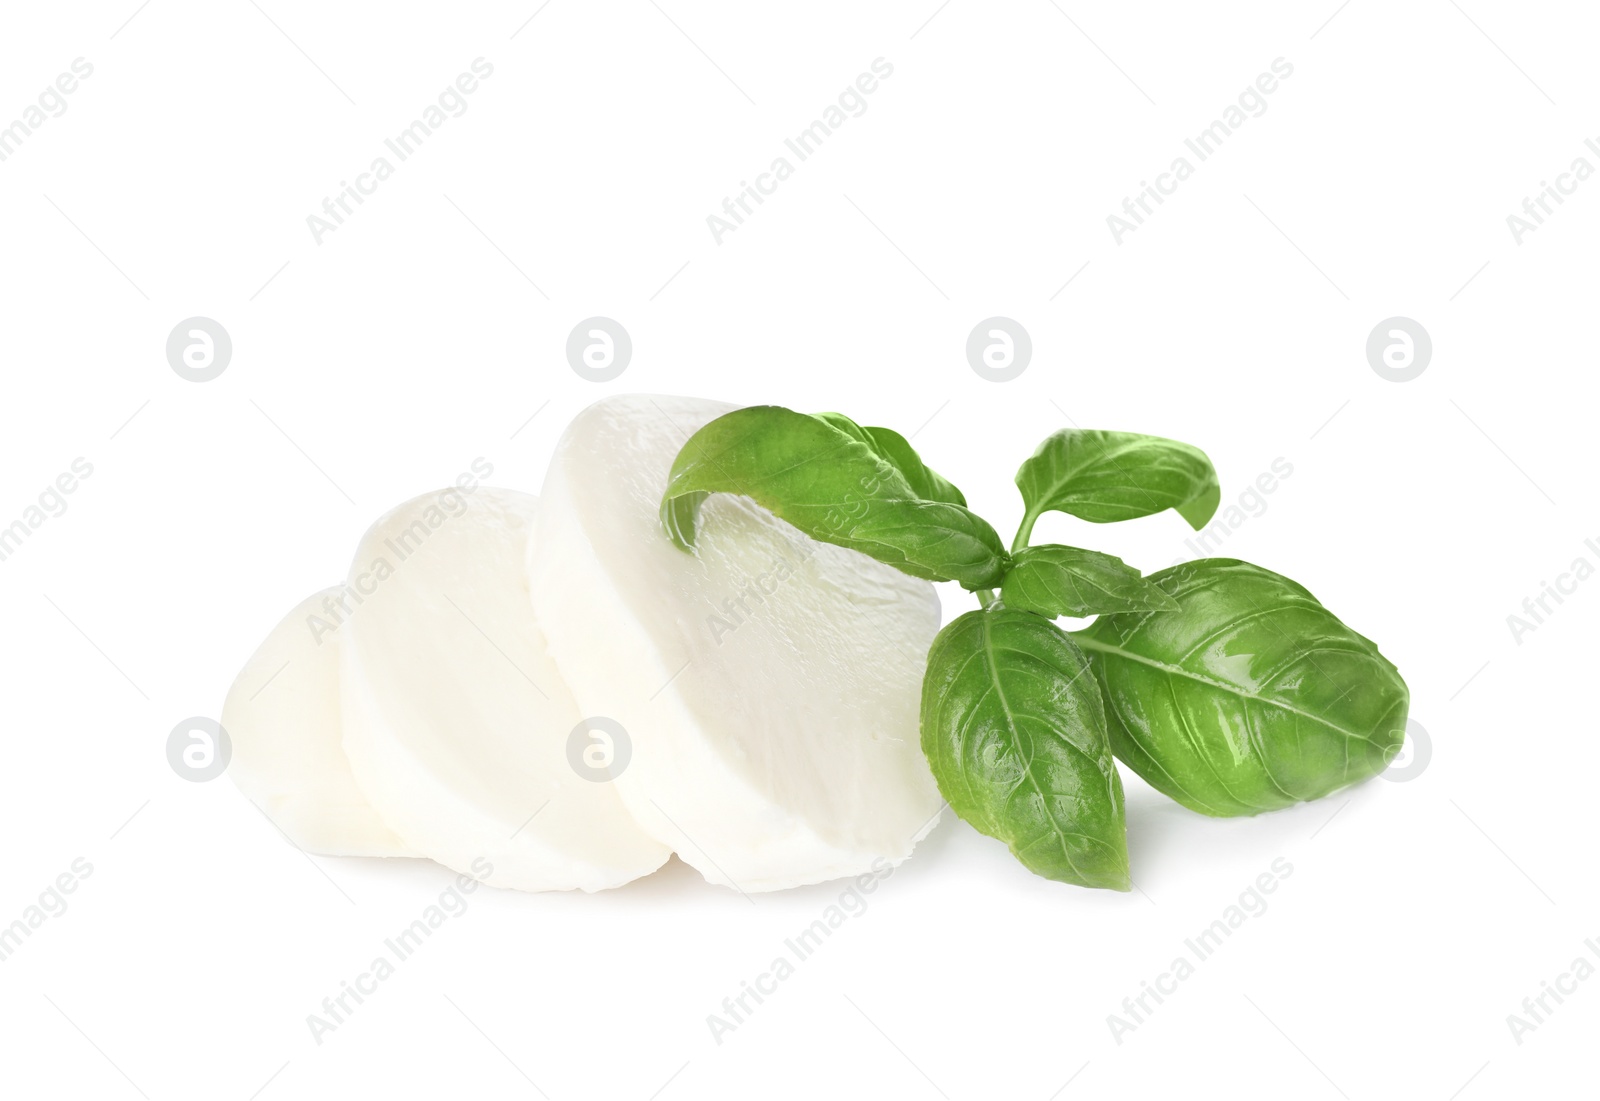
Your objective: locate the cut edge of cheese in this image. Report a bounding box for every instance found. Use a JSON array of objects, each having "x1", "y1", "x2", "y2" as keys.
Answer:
[
  {"x1": 222, "y1": 587, "x2": 416, "y2": 859},
  {"x1": 529, "y1": 395, "x2": 944, "y2": 893},
  {"x1": 338, "y1": 486, "x2": 672, "y2": 893}
]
